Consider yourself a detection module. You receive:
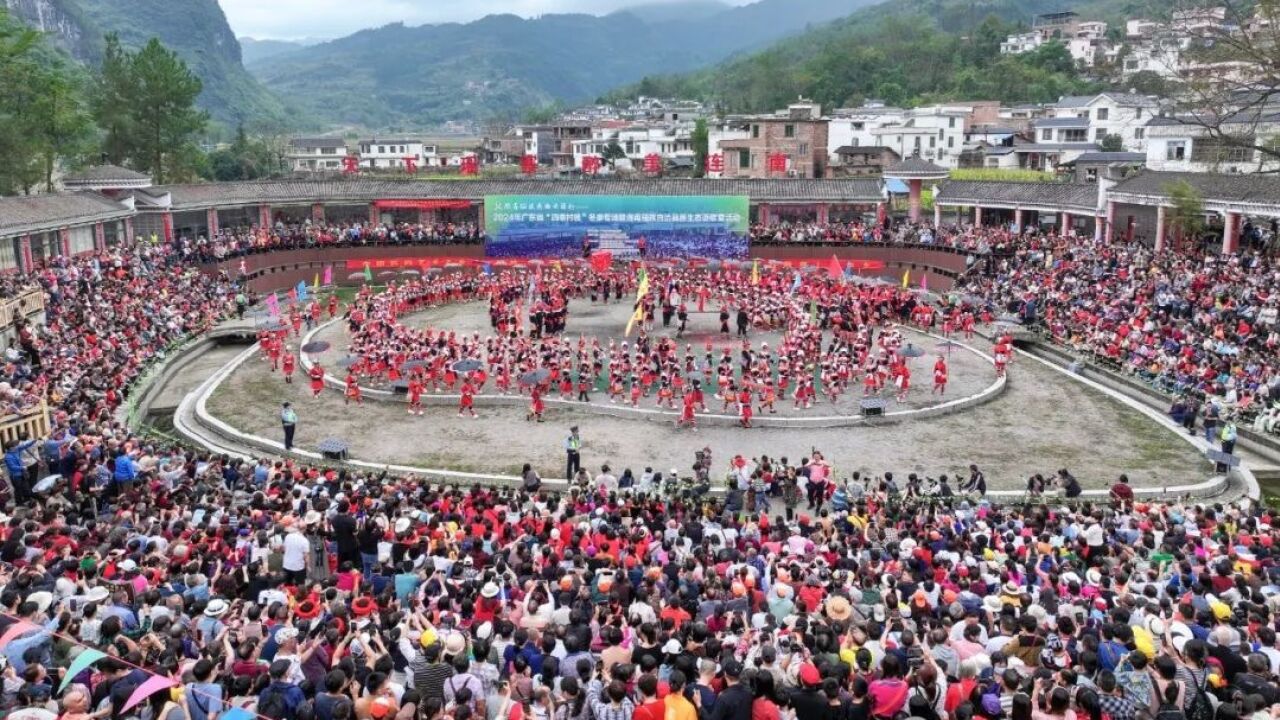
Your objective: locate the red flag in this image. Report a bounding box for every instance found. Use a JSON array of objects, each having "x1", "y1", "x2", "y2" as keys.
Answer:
[
  {"x1": 520, "y1": 154, "x2": 537, "y2": 175},
  {"x1": 460, "y1": 156, "x2": 479, "y2": 175},
  {"x1": 827, "y1": 254, "x2": 843, "y2": 280},
  {"x1": 581, "y1": 155, "x2": 601, "y2": 175},
  {"x1": 342, "y1": 156, "x2": 359, "y2": 174}
]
